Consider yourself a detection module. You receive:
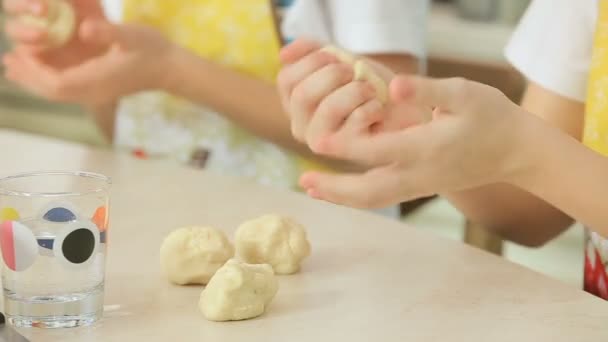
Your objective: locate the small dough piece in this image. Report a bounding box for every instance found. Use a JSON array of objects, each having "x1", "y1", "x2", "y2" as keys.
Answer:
[
  {"x1": 160, "y1": 226, "x2": 234, "y2": 285},
  {"x1": 19, "y1": 0, "x2": 76, "y2": 48},
  {"x1": 354, "y1": 60, "x2": 389, "y2": 104},
  {"x1": 235, "y1": 215, "x2": 311, "y2": 275},
  {"x1": 320, "y1": 45, "x2": 356, "y2": 65},
  {"x1": 321, "y1": 45, "x2": 389, "y2": 104},
  {"x1": 199, "y1": 259, "x2": 278, "y2": 322}
]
